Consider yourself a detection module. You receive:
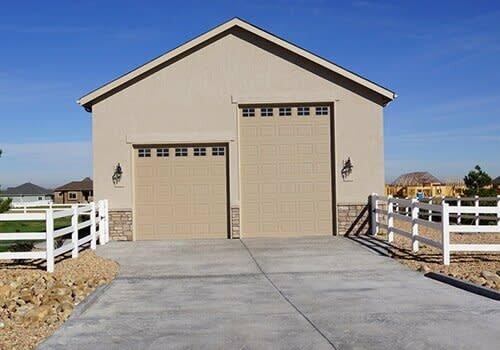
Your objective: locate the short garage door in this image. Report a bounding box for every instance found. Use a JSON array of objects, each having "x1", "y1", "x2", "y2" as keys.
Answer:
[
  {"x1": 134, "y1": 145, "x2": 228, "y2": 240},
  {"x1": 240, "y1": 105, "x2": 333, "y2": 236}
]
